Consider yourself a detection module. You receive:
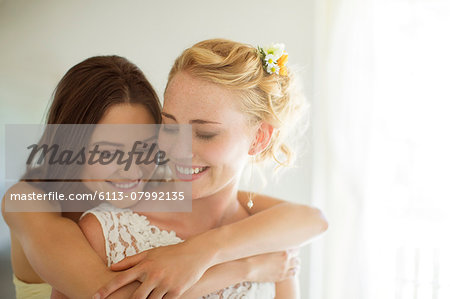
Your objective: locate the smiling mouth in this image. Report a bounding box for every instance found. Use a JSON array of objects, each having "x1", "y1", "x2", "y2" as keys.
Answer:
[
  {"x1": 106, "y1": 179, "x2": 141, "y2": 190},
  {"x1": 175, "y1": 165, "x2": 208, "y2": 175},
  {"x1": 173, "y1": 164, "x2": 209, "y2": 181}
]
